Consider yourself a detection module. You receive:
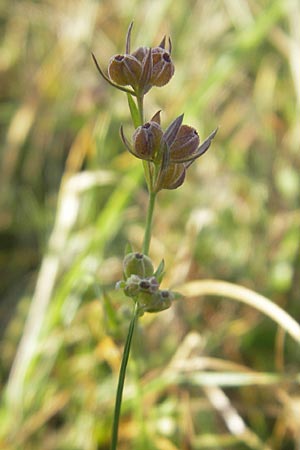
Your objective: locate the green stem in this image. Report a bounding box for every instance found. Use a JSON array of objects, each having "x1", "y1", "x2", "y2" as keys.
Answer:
[
  {"x1": 110, "y1": 91, "x2": 156, "y2": 450},
  {"x1": 142, "y1": 191, "x2": 156, "y2": 256},
  {"x1": 111, "y1": 302, "x2": 139, "y2": 450},
  {"x1": 137, "y1": 95, "x2": 144, "y2": 125}
]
